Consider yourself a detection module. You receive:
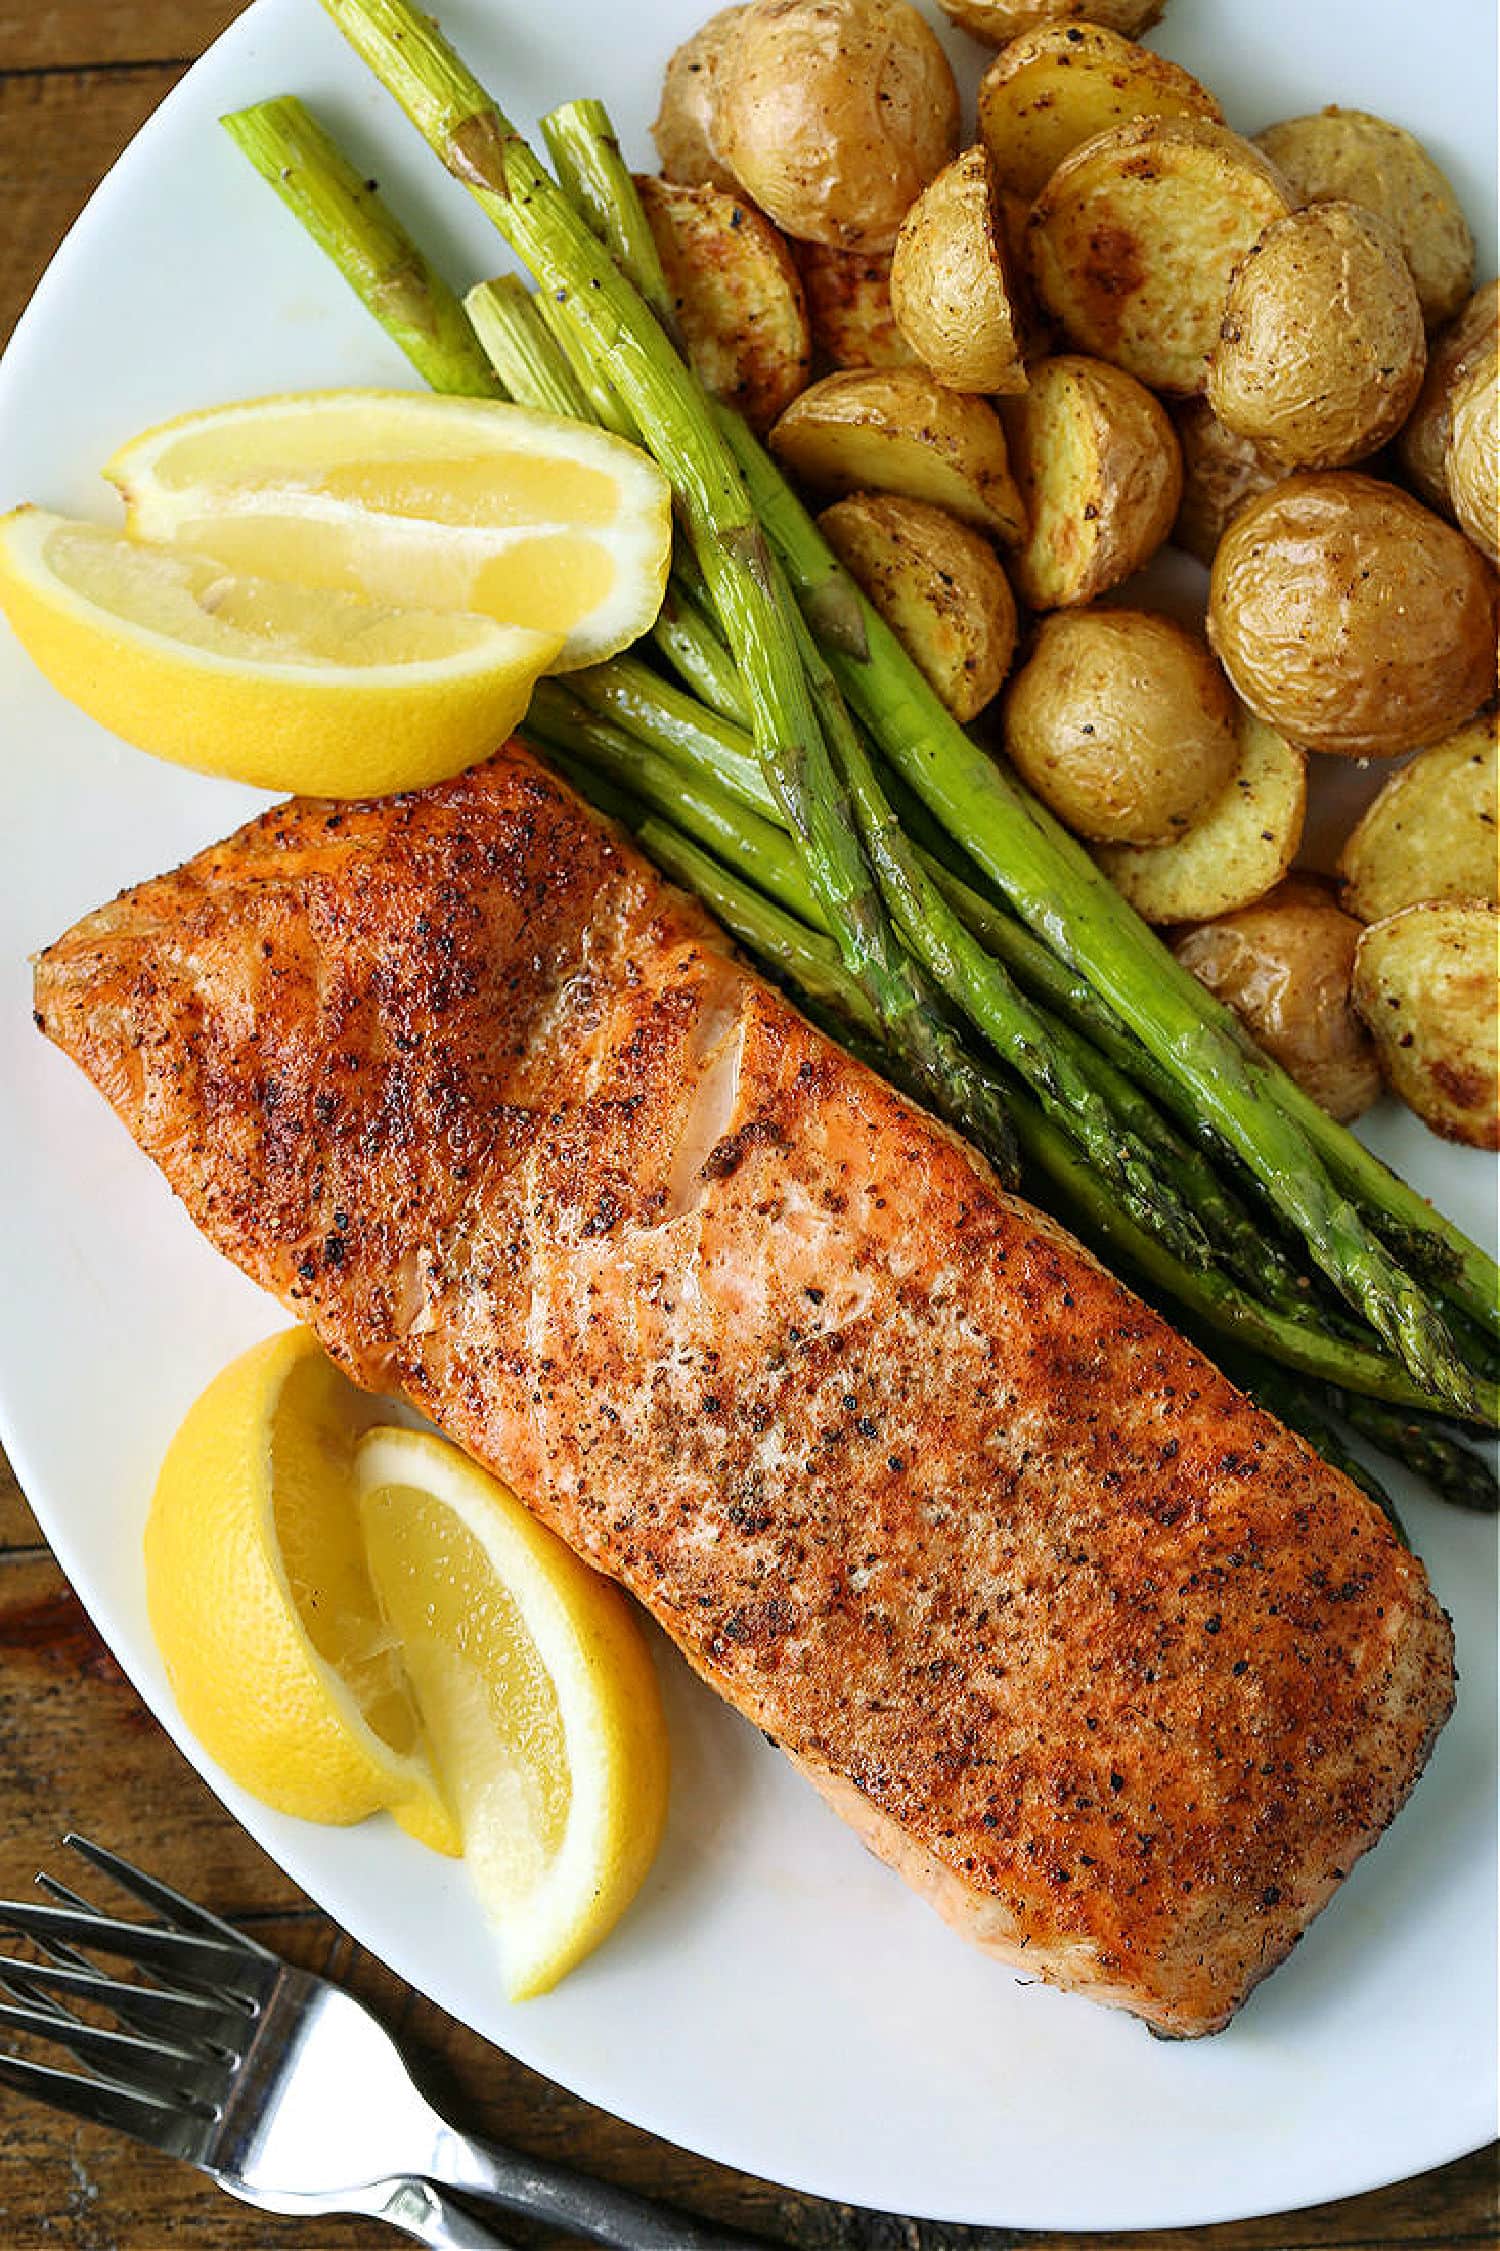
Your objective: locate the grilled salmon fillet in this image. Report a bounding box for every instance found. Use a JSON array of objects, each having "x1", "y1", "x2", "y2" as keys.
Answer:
[{"x1": 34, "y1": 745, "x2": 1454, "y2": 2036}]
